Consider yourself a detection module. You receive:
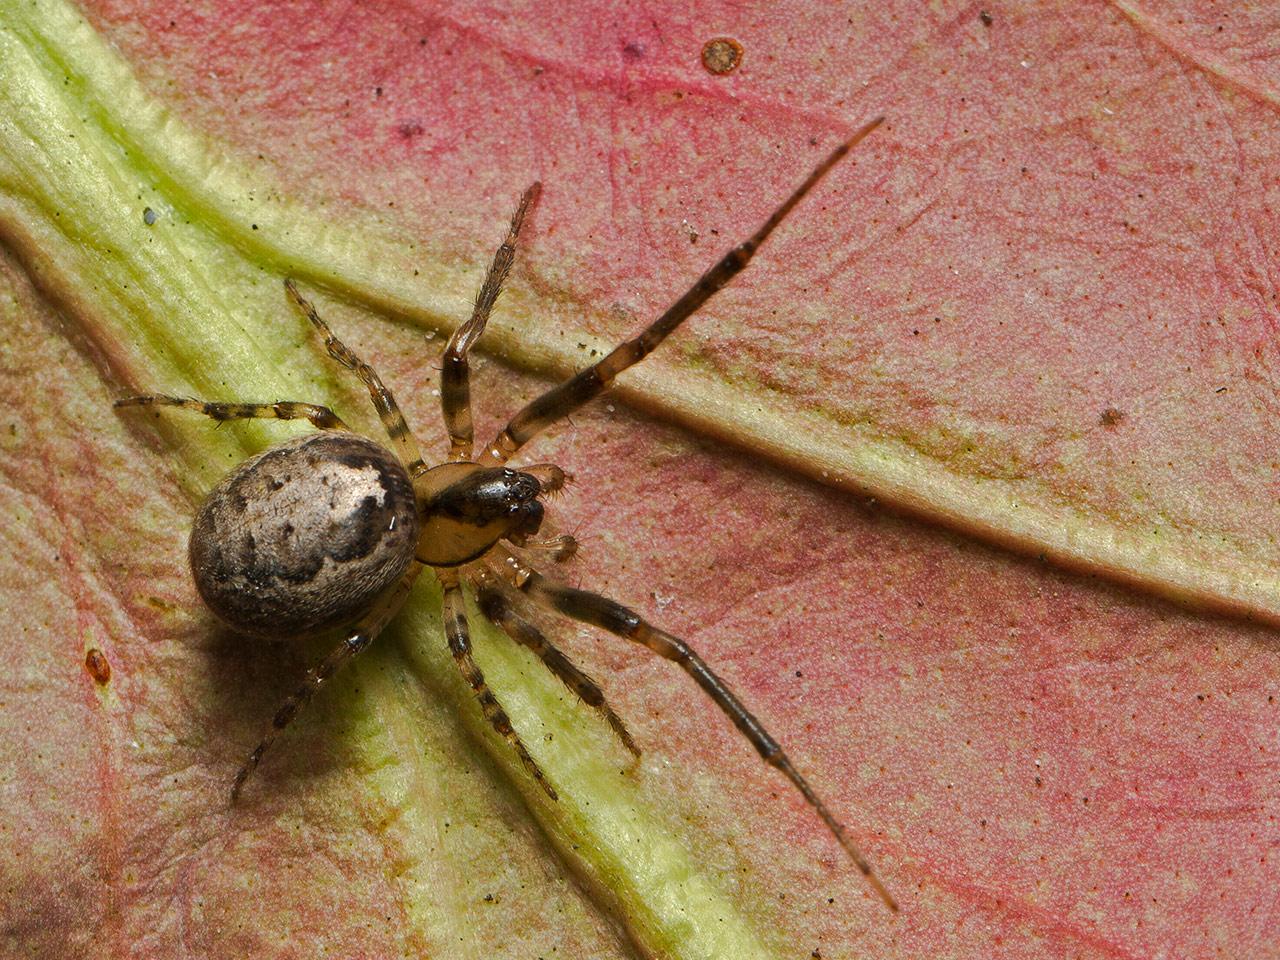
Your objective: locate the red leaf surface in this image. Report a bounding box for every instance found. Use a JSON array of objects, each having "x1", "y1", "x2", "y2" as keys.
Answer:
[{"x1": 2, "y1": 1, "x2": 1278, "y2": 957}]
